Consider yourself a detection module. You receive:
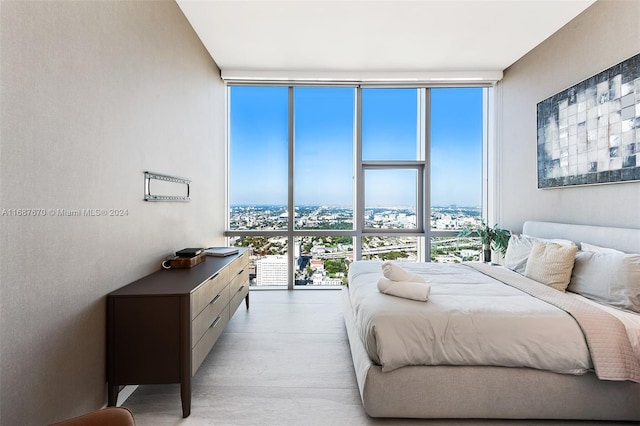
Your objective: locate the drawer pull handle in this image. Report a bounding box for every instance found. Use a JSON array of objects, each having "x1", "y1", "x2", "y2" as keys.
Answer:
[
  {"x1": 238, "y1": 268, "x2": 245, "y2": 274},
  {"x1": 237, "y1": 285, "x2": 244, "y2": 293},
  {"x1": 209, "y1": 294, "x2": 220, "y2": 305},
  {"x1": 209, "y1": 272, "x2": 220, "y2": 280},
  {"x1": 209, "y1": 316, "x2": 221, "y2": 329}
]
